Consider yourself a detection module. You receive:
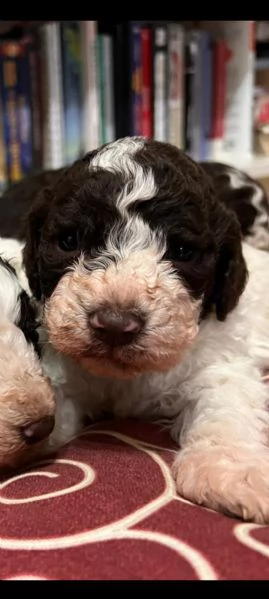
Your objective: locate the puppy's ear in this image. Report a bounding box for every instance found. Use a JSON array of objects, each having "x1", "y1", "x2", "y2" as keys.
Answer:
[
  {"x1": 155, "y1": 147, "x2": 248, "y2": 321},
  {"x1": 23, "y1": 188, "x2": 52, "y2": 300},
  {"x1": 209, "y1": 201, "x2": 248, "y2": 321}
]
